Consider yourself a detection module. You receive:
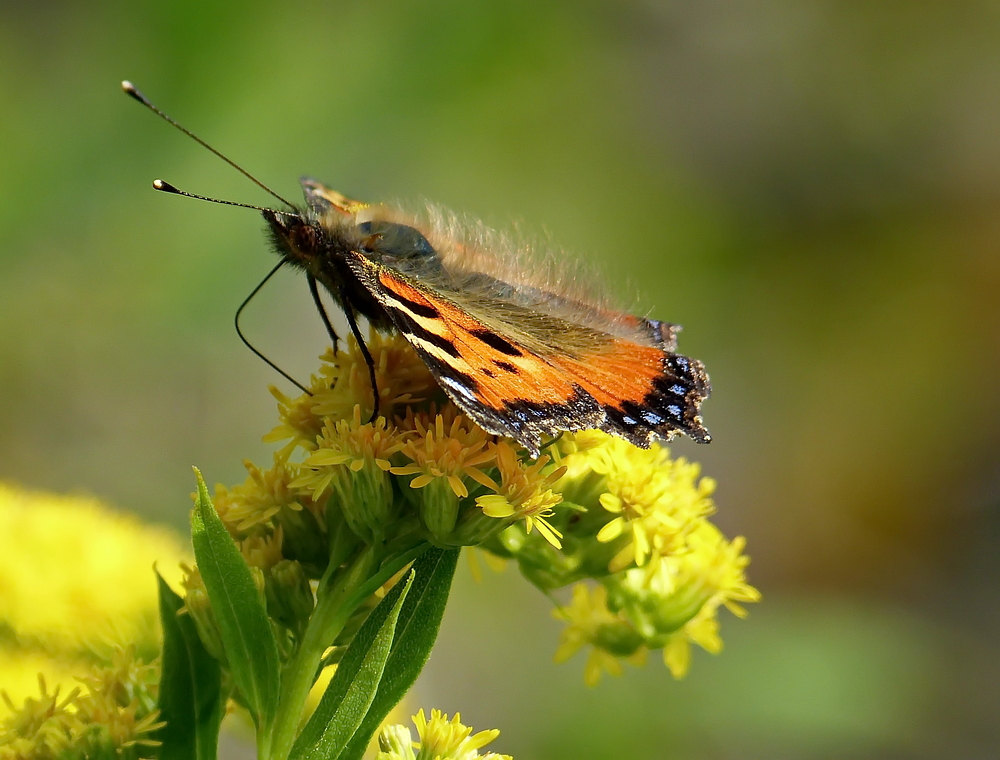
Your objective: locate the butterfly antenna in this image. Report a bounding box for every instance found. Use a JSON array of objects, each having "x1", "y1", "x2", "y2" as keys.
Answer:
[
  {"x1": 152, "y1": 179, "x2": 300, "y2": 216},
  {"x1": 235, "y1": 260, "x2": 312, "y2": 396},
  {"x1": 122, "y1": 80, "x2": 297, "y2": 210}
]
